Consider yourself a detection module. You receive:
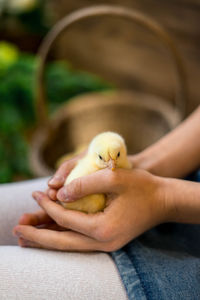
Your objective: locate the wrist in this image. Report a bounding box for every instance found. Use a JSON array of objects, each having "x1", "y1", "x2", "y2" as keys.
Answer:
[
  {"x1": 156, "y1": 177, "x2": 177, "y2": 223},
  {"x1": 139, "y1": 172, "x2": 174, "y2": 226}
]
